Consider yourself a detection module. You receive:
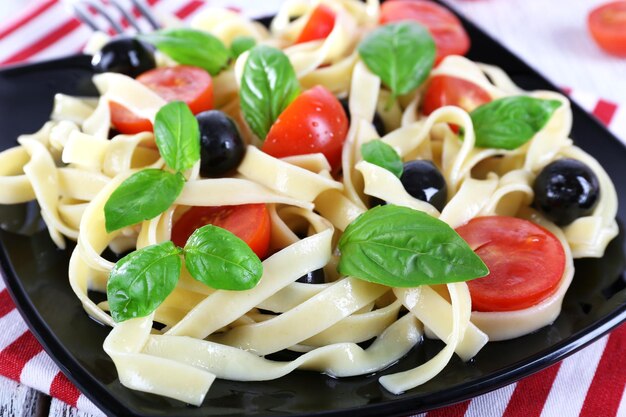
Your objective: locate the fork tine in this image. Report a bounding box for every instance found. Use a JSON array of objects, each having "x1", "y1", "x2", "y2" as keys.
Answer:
[
  {"x1": 129, "y1": 0, "x2": 161, "y2": 31},
  {"x1": 71, "y1": 1, "x2": 101, "y2": 32},
  {"x1": 109, "y1": 0, "x2": 142, "y2": 33},
  {"x1": 83, "y1": 0, "x2": 125, "y2": 34}
]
